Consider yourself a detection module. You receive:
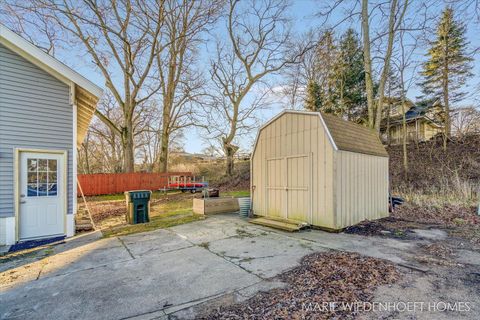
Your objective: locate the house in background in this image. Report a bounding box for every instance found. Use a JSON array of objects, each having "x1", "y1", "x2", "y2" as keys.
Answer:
[
  {"x1": 0, "y1": 24, "x2": 102, "y2": 245},
  {"x1": 381, "y1": 99, "x2": 444, "y2": 145}
]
